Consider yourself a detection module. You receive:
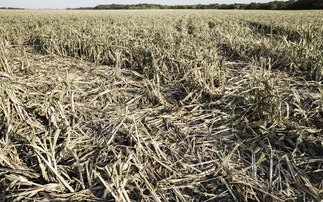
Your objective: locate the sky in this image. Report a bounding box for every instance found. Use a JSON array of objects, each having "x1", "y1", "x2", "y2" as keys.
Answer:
[{"x1": 1, "y1": 0, "x2": 278, "y2": 9}]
